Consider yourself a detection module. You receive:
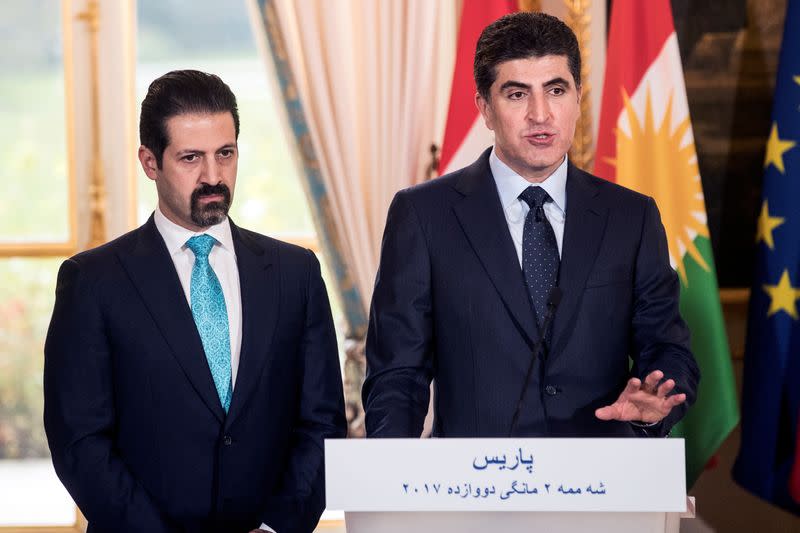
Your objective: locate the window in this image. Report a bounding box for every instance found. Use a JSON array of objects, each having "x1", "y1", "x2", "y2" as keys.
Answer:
[{"x1": 0, "y1": 1, "x2": 78, "y2": 528}]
